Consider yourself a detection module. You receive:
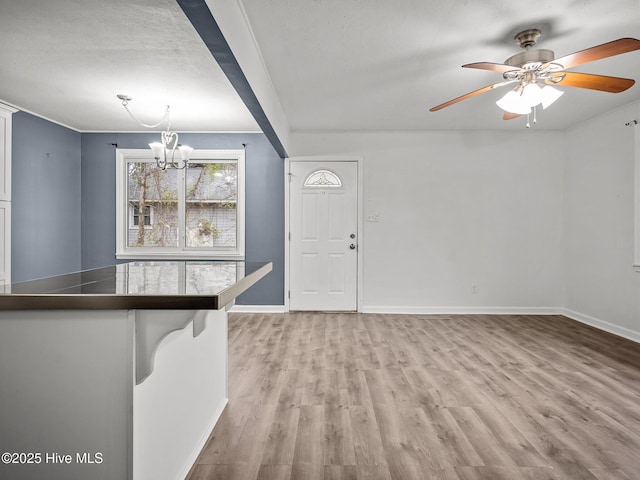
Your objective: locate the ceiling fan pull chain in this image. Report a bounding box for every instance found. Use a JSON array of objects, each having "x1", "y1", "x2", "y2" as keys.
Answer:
[
  {"x1": 533, "y1": 105, "x2": 537, "y2": 125},
  {"x1": 526, "y1": 113, "x2": 531, "y2": 128}
]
